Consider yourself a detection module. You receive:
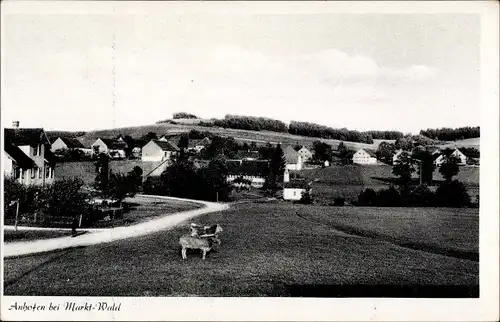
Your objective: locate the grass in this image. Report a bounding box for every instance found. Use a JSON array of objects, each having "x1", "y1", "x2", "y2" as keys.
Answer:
[
  {"x1": 4, "y1": 230, "x2": 77, "y2": 243},
  {"x1": 439, "y1": 138, "x2": 480, "y2": 149},
  {"x1": 4, "y1": 202, "x2": 478, "y2": 297},
  {"x1": 90, "y1": 195, "x2": 202, "y2": 228}
]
